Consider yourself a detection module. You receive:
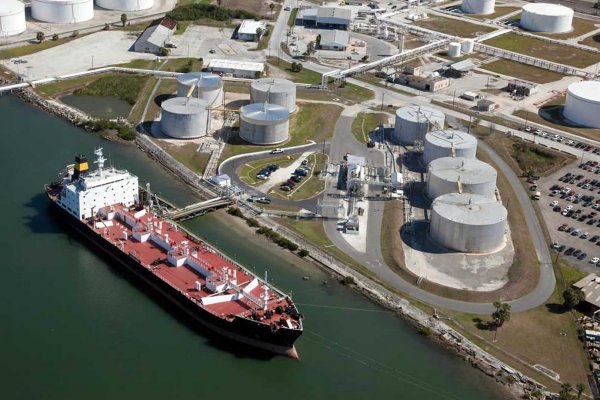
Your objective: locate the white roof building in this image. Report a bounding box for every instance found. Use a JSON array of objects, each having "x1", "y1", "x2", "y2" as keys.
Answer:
[
  {"x1": 574, "y1": 274, "x2": 600, "y2": 309},
  {"x1": 319, "y1": 30, "x2": 350, "y2": 49},
  {"x1": 207, "y1": 59, "x2": 265, "y2": 79},
  {"x1": 237, "y1": 19, "x2": 268, "y2": 41},
  {"x1": 134, "y1": 17, "x2": 177, "y2": 54}
]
